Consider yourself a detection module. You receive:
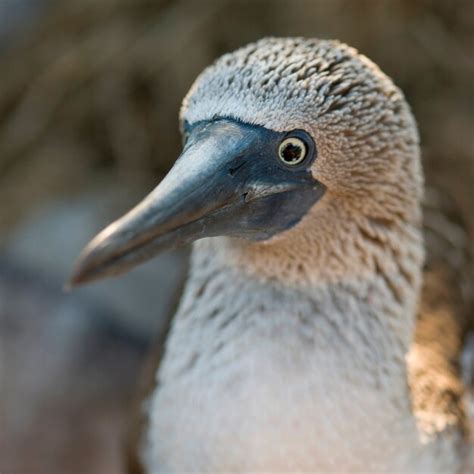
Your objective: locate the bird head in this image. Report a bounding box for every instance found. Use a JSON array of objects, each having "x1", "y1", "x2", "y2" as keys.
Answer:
[{"x1": 70, "y1": 38, "x2": 423, "y2": 288}]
